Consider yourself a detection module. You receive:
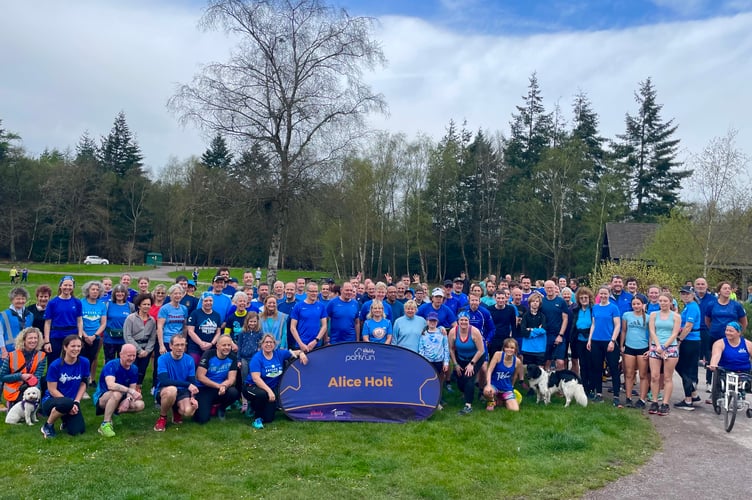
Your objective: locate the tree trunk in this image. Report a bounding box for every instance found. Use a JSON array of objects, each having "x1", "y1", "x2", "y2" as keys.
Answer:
[{"x1": 266, "y1": 200, "x2": 288, "y2": 285}]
